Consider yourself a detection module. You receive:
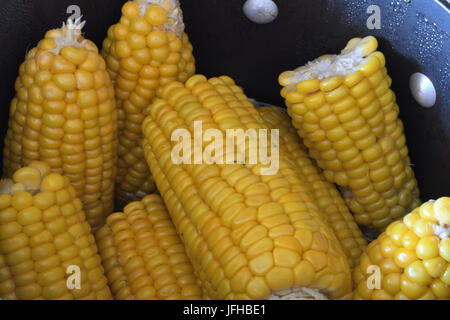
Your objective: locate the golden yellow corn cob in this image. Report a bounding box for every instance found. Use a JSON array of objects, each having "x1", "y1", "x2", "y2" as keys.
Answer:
[
  {"x1": 257, "y1": 106, "x2": 367, "y2": 268},
  {"x1": 0, "y1": 162, "x2": 112, "y2": 300},
  {"x1": 279, "y1": 36, "x2": 421, "y2": 231},
  {"x1": 95, "y1": 194, "x2": 203, "y2": 299},
  {"x1": 2, "y1": 19, "x2": 118, "y2": 229},
  {"x1": 353, "y1": 197, "x2": 450, "y2": 300},
  {"x1": 141, "y1": 74, "x2": 353, "y2": 300},
  {"x1": 101, "y1": 0, "x2": 195, "y2": 208}
]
